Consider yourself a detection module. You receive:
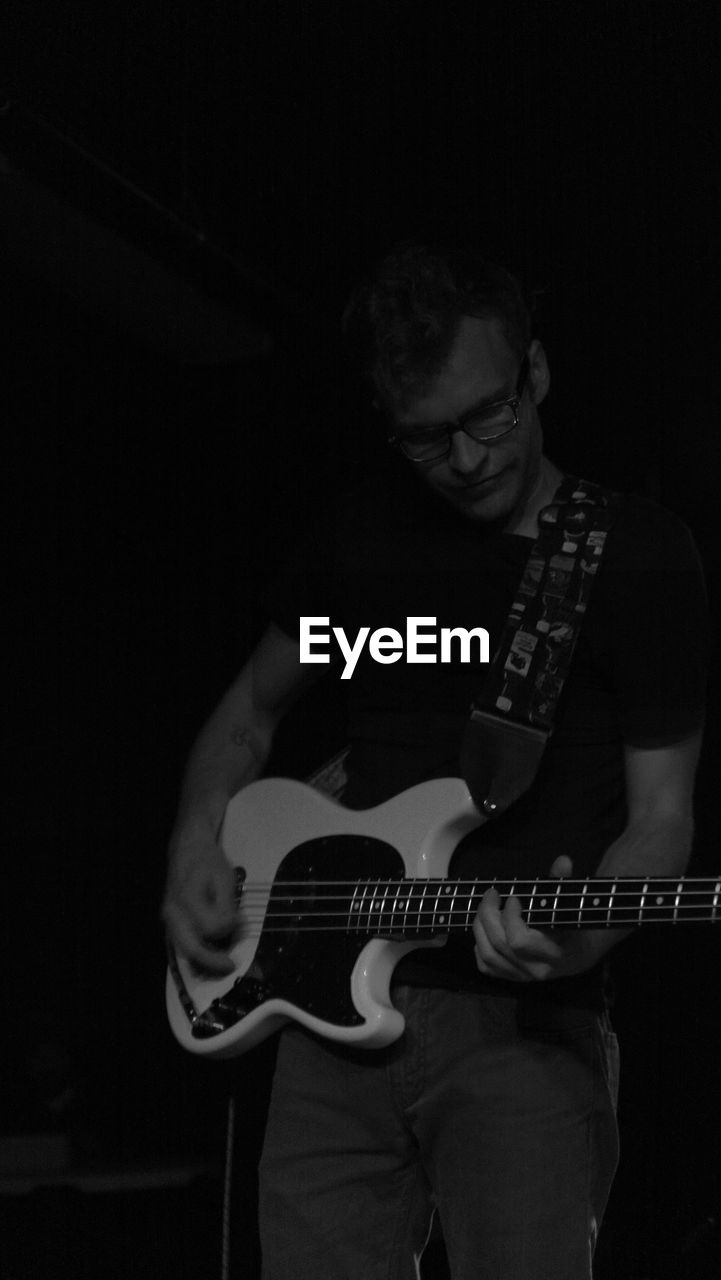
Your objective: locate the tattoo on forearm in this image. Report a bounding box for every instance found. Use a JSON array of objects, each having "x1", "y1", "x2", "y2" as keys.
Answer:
[{"x1": 230, "y1": 725, "x2": 262, "y2": 763}]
